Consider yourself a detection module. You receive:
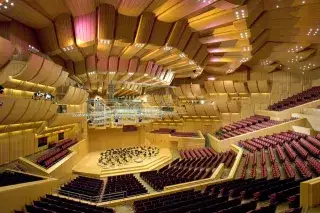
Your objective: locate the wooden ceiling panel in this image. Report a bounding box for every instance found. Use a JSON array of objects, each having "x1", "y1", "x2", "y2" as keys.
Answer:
[
  {"x1": 74, "y1": 12, "x2": 97, "y2": 56},
  {"x1": 115, "y1": 14, "x2": 138, "y2": 44},
  {"x1": 34, "y1": 0, "x2": 69, "y2": 19},
  {"x1": 64, "y1": 0, "x2": 96, "y2": 17},
  {"x1": 85, "y1": 54, "x2": 96, "y2": 72},
  {"x1": 118, "y1": 0, "x2": 153, "y2": 16},
  {"x1": 189, "y1": 5, "x2": 247, "y2": 31},
  {"x1": 166, "y1": 19, "x2": 188, "y2": 48},
  {"x1": 74, "y1": 60, "x2": 87, "y2": 76},
  {"x1": 135, "y1": 12, "x2": 155, "y2": 44},
  {"x1": 183, "y1": 32, "x2": 202, "y2": 59},
  {"x1": 97, "y1": 57, "x2": 108, "y2": 74},
  {"x1": 193, "y1": 45, "x2": 210, "y2": 64},
  {"x1": 55, "y1": 13, "x2": 75, "y2": 48},
  {"x1": 98, "y1": 4, "x2": 116, "y2": 41},
  {"x1": 0, "y1": 0, "x2": 51, "y2": 29},
  {"x1": 65, "y1": 60, "x2": 75, "y2": 75},
  {"x1": 177, "y1": 26, "x2": 193, "y2": 52},
  {"x1": 149, "y1": 20, "x2": 173, "y2": 47},
  {"x1": 36, "y1": 24, "x2": 61, "y2": 55},
  {"x1": 157, "y1": 0, "x2": 214, "y2": 22}
]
